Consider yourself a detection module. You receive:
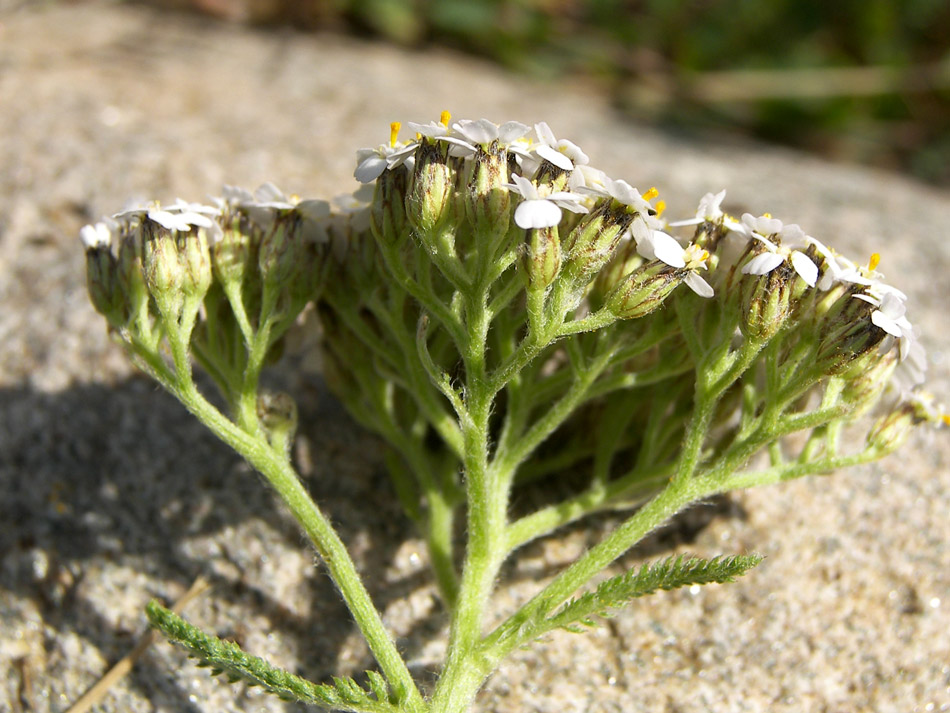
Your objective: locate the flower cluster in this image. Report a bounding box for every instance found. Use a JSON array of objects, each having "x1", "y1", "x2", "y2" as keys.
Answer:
[{"x1": 343, "y1": 115, "x2": 934, "y2": 407}]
